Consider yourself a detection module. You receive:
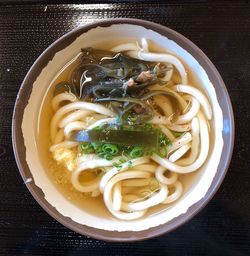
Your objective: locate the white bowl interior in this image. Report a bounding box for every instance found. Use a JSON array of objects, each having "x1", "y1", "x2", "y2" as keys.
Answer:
[{"x1": 22, "y1": 24, "x2": 223, "y2": 231}]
